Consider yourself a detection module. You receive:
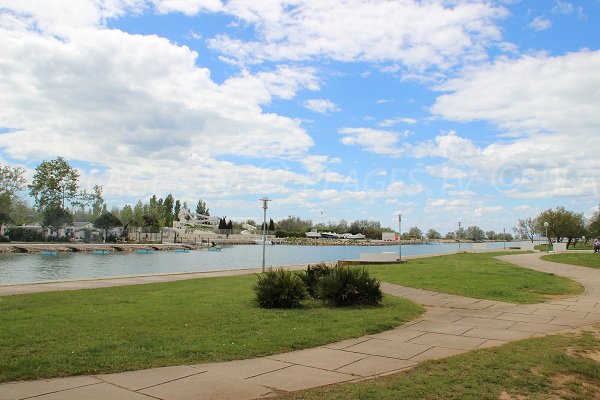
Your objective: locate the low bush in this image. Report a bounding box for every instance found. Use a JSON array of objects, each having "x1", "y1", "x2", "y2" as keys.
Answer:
[
  {"x1": 317, "y1": 266, "x2": 383, "y2": 307},
  {"x1": 300, "y1": 263, "x2": 332, "y2": 297},
  {"x1": 0, "y1": 235, "x2": 9, "y2": 242},
  {"x1": 254, "y1": 268, "x2": 308, "y2": 308}
]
